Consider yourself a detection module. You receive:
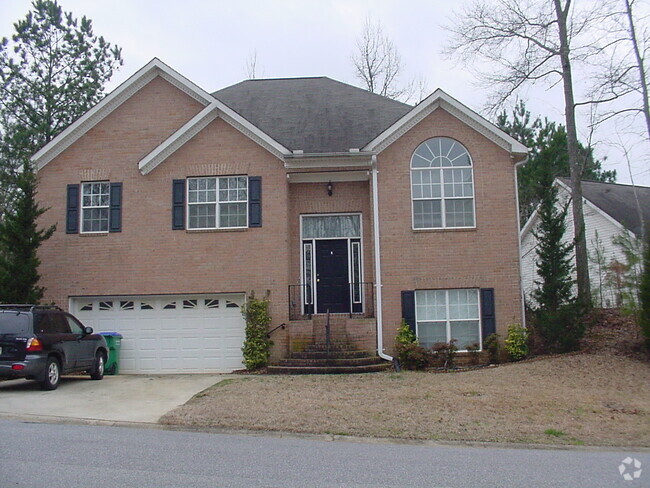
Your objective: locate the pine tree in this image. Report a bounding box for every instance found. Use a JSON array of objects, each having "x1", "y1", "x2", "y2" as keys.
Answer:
[
  {"x1": 532, "y1": 173, "x2": 575, "y2": 311},
  {"x1": 0, "y1": 164, "x2": 55, "y2": 303},
  {"x1": 531, "y1": 171, "x2": 584, "y2": 353},
  {"x1": 0, "y1": 1, "x2": 121, "y2": 302}
]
